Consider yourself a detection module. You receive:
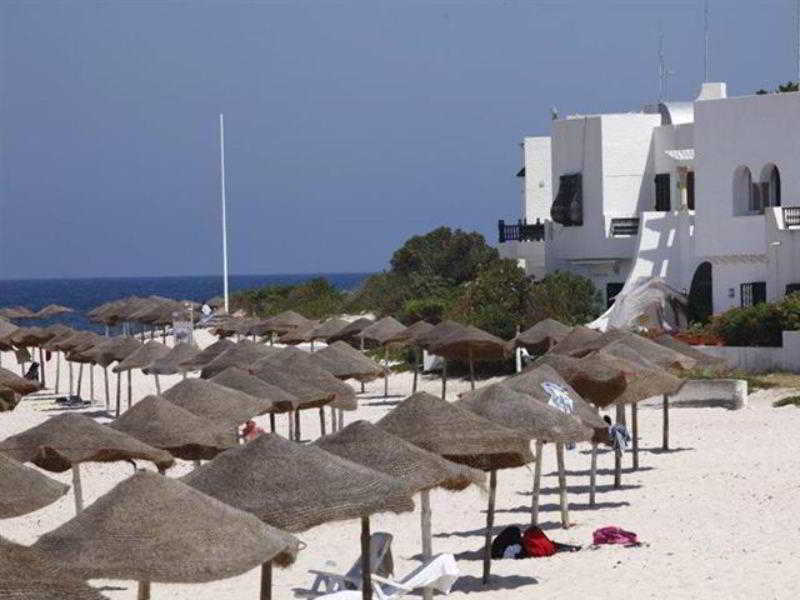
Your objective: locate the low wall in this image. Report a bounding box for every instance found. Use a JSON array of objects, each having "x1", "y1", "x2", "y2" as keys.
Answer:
[
  {"x1": 641, "y1": 379, "x2": 748, "y2": 410},
  {"x1": 695, "y1": 330, "x2": 800, "y2": 373}
]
